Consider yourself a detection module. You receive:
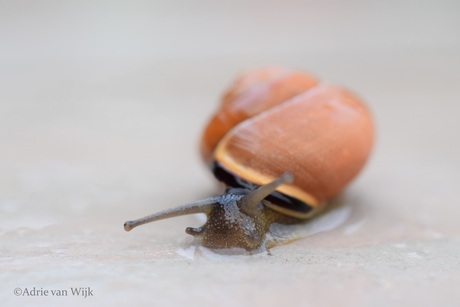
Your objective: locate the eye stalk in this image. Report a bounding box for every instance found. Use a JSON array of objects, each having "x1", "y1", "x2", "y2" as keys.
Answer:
[{"x1": 124, "y1": 172, "x2": 293, "y2": 250}]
